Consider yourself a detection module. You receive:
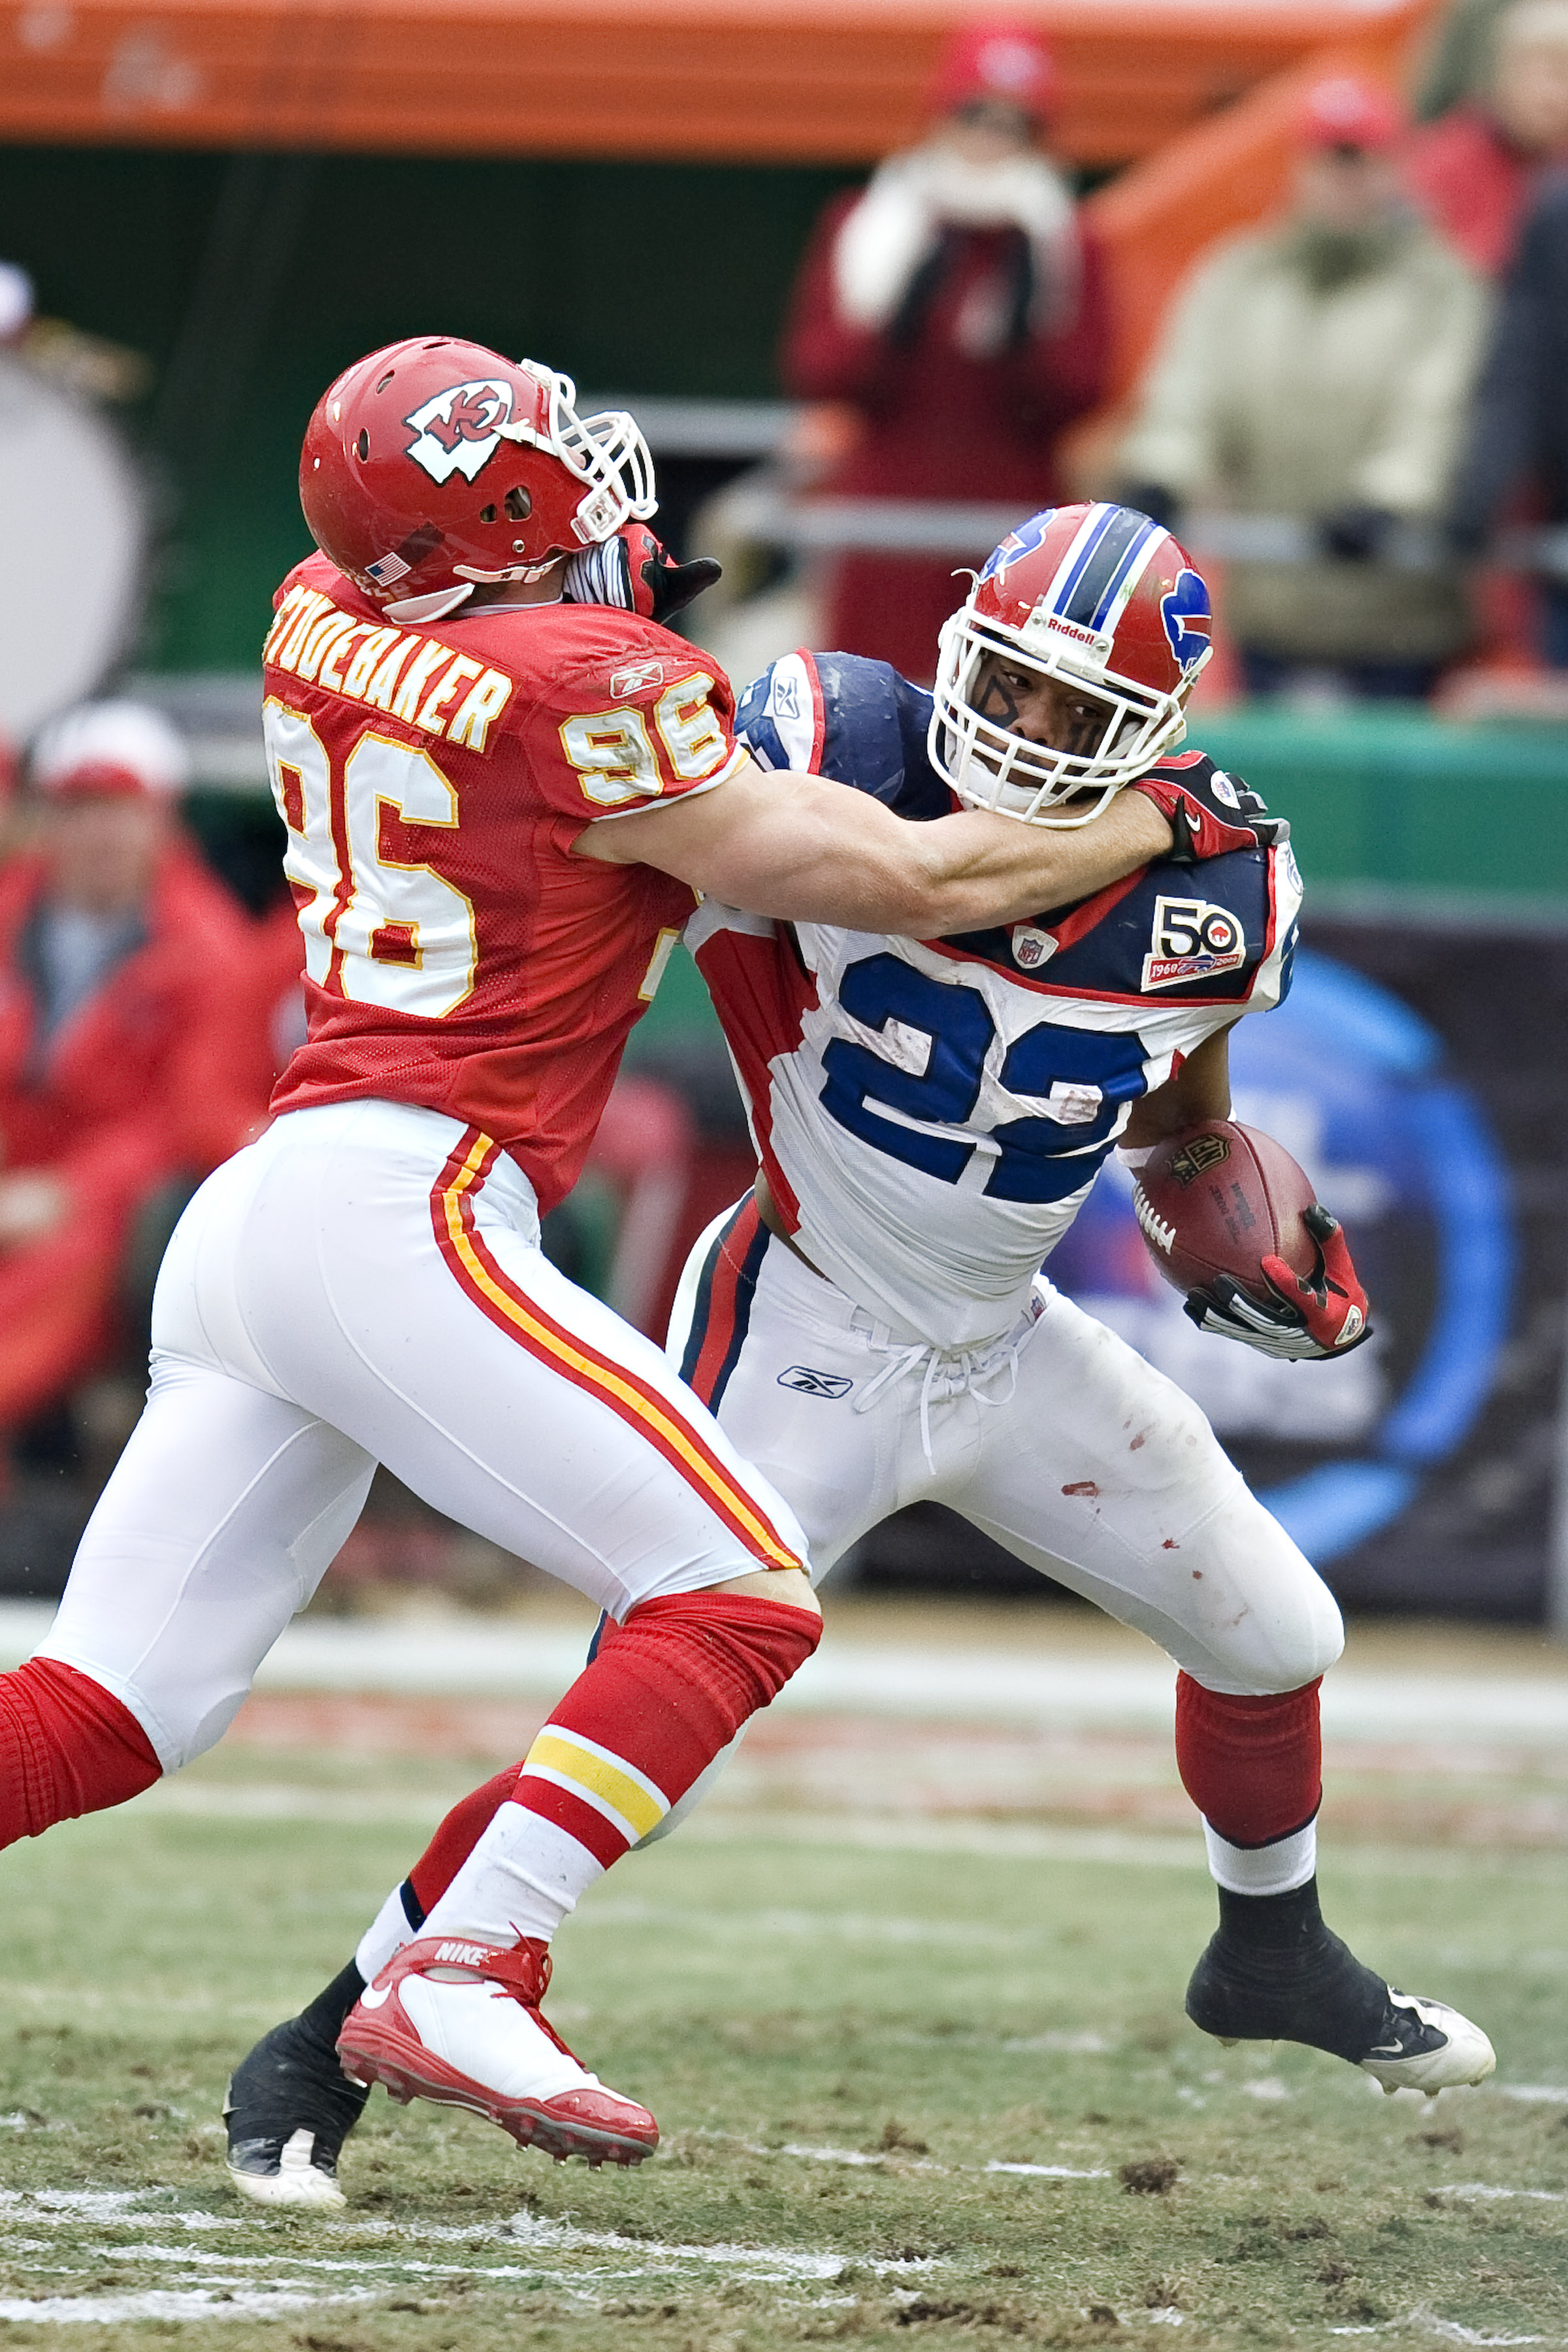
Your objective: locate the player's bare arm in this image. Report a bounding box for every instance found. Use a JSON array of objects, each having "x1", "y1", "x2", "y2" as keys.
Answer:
[
  {"x1": 1121, "y1": 1024, "x2": 1235, "y2": 1145},
  {"x1": 574, "y1": 751, "x2": 1175, "y2": 934}
]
